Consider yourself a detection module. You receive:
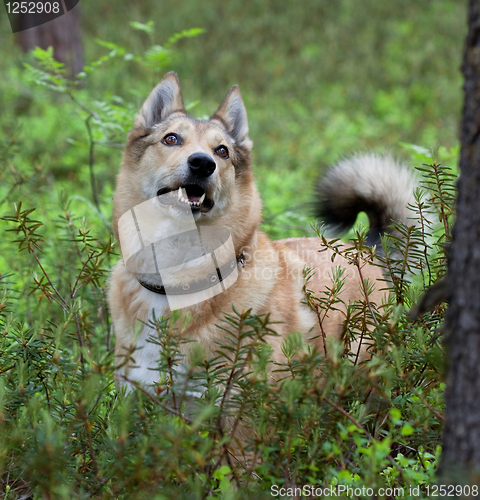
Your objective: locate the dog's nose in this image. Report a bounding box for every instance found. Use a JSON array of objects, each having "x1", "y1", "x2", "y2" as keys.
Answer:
[{"x1": 187, "y1": 153, "x2": 216, "y2": 178}]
